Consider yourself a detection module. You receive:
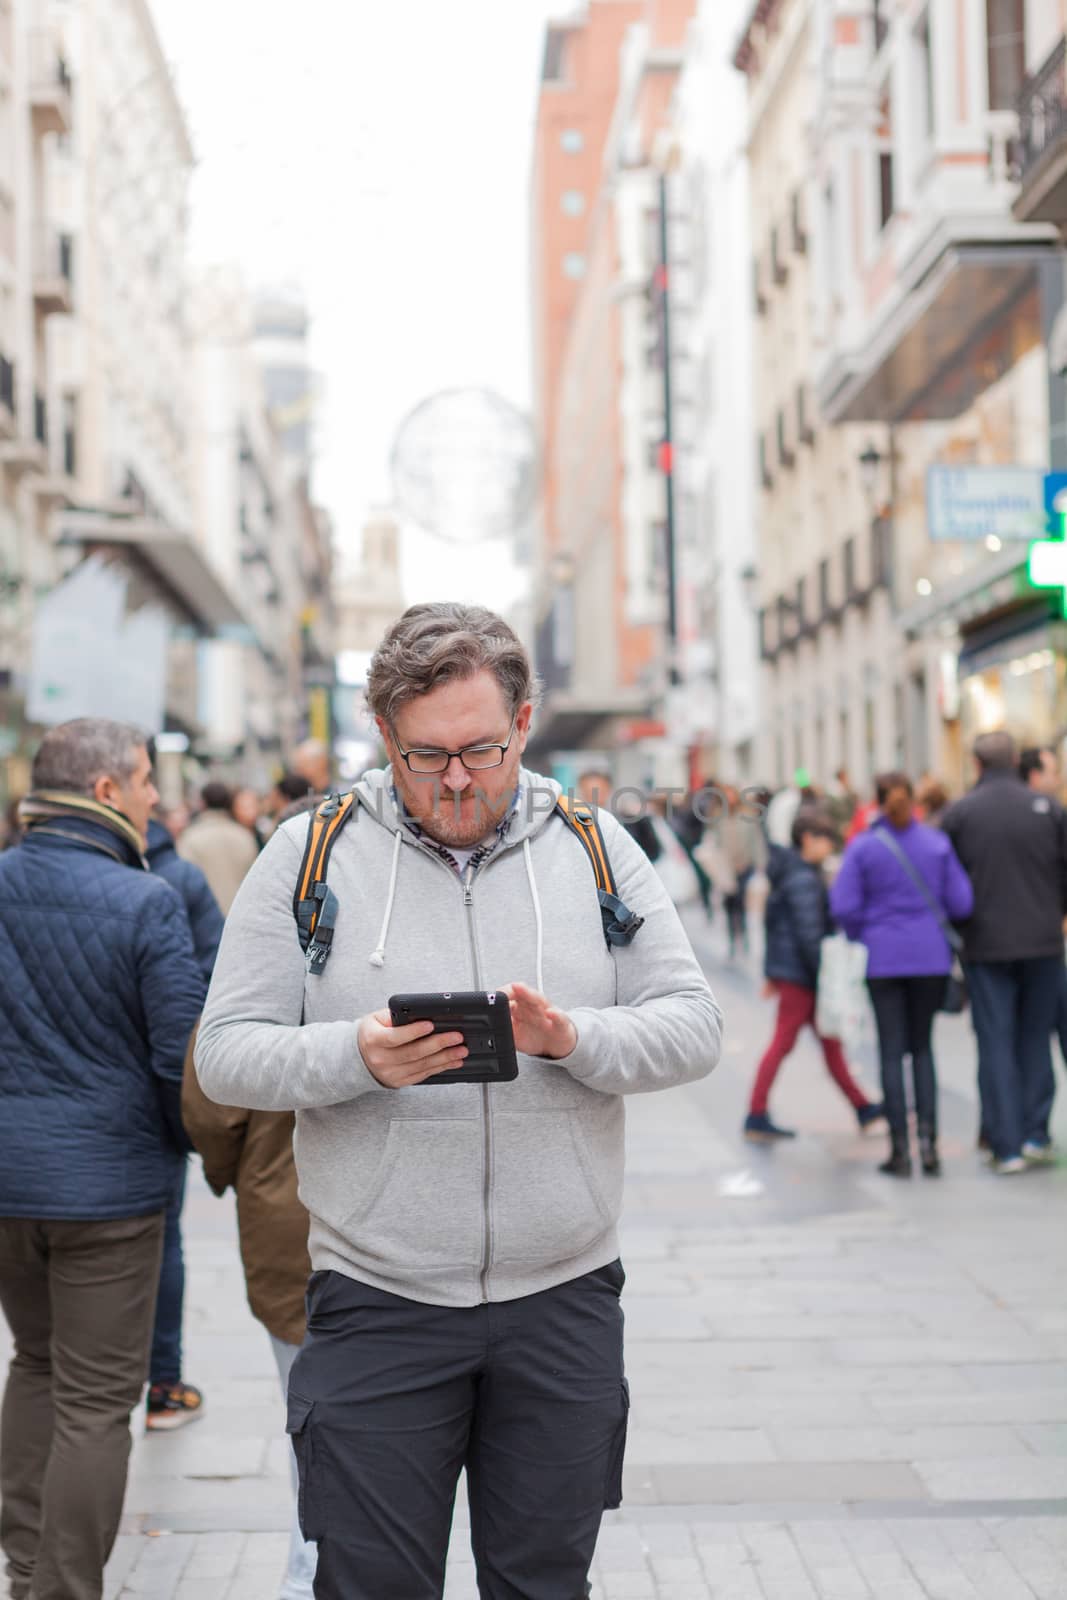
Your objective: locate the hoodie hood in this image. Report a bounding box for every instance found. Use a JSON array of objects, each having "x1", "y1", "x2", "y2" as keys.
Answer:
[{"x1": 352, "y1": 764, "x2": 564, "y2": 851}]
